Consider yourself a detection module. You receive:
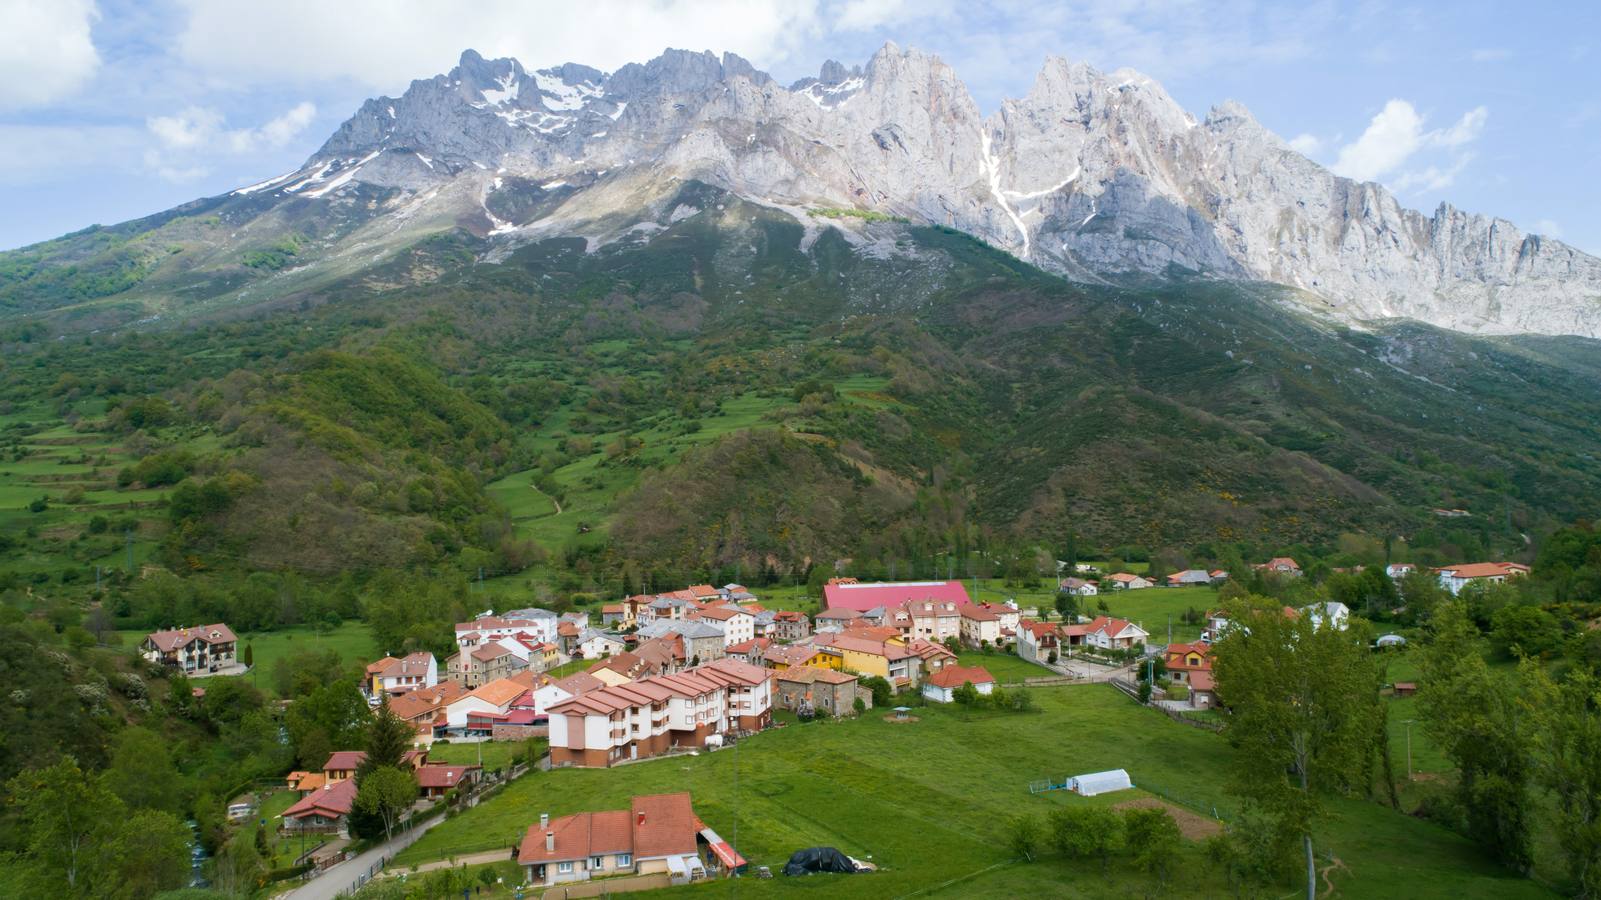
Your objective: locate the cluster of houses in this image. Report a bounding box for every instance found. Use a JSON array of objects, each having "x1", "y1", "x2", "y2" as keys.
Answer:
[{"x1": 279, "y1": 748, "x2": 479, "y2": 833}]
